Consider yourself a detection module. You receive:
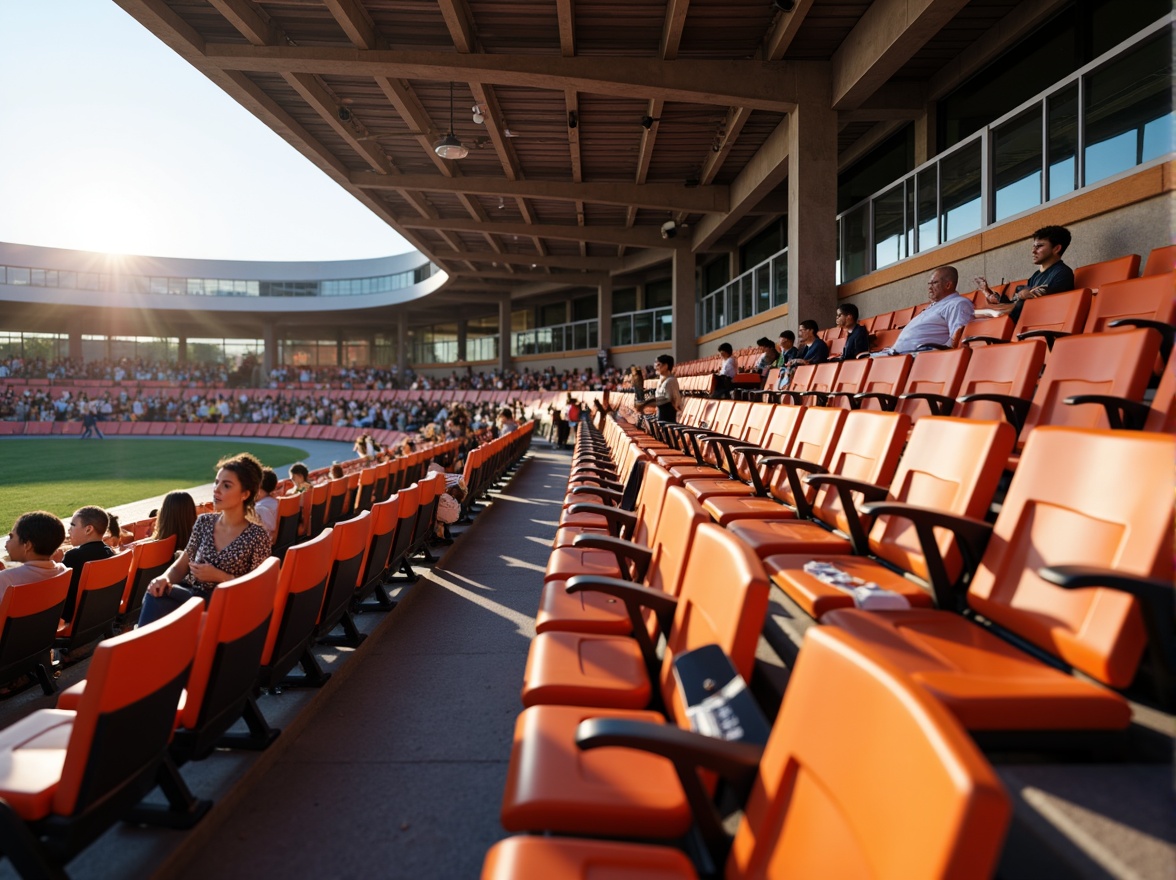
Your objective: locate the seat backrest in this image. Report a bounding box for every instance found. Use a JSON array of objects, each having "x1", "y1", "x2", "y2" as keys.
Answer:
[
  {"x1": 896, "y1": 347, "x2": 971, "y2": 422},
  {"x1": 727, "y1": 626, "x2": 1010, "y2": 880},
  {"x1": 808, "y1": 411, "x2": 910, "y2": 537},
  {"x1": 121, "y1": 534, "x2": 178, "y2": 616},
  {"x1": 661, "y1": 524, "x2": 770, "y2": 723},
  {"x1": 827, "y1": 335, "x2": 846, "y2": 359},
  {"x1": 764, "y1": 407, "x2": 847, "y2": 508},
  {"x1": 1145, "y1": 360, "x2": 1175, "y2": 433},
  {"x1": 869, "y1": 327, "x2": 902, "y2": 351},
  {"x1": 272, "y1": 494, "x2": 303, "y2": 556},
  {"x1": 870, "y1": 311, "x2": 894, "y2": 331},
  {"x1": 1014, "y1": 286, "x2": 1091, "y2": 338},
  {"x1": 1143, "y1": 243, "x2": 1176, "y2": 276},
  {"x1": 360, "y1": 494, "x2": 402, "y2": 590},
  {"x1": 891, "y1": 305, "x2": 915, "y2": 329},
  {"x1": 1082, "y1": 272, "x2": 1176, "y2": 334},
  {"x1": 1020, "y1": 327, "x2": 1161, "y2": 444},
  {"x1": 318, "y1": 510, "x2": 372, "y2": 632},
  {"x1": 806, "y1": 362, "x2": 839, "y2": 397},
  {"x1": 785, "y1": 364, "x2": 816, "y2": 394},
  {"x1": 869, "y1": 417, "x2": 1015, "y2": 584},
  {"x1": 955, "y1": 338, "x2": 1047, "y2": 422},
  {"x1": 325, "y1": 476, "x2": 350, "y2": 525},
  {"x1": 61, "y1": 550, "x2": 133, "y2": 644},
  {"x1": 961, "y1": 315, "x2": 1014, "y2": 346},
  {"x1": 55, "y1": 597, "x2": 204, "y2": 817},
  {"x1": 259, "y1": 529, "x2": 334, "y2": 673},
  {"x1": 181, "y1": 557, "x2": 281, "y2": 733},
  {"x1": 356, "y1": 466, "x2": 377, "y2": 512},
  {"x1": 388, "y1": 482, "x2": 422, "y2": 566},
  {"x1": 629, "y1": 464, "x2": 681, "y2": 549},
  {"x1": 0, "y1": 569, "x2": 70, "y2": 683},
  {"x1": 643, "y1": 486, "x2": 709, "y2": 606},
  {"x1": 825, "y1": 357, "x2": 870, "y2": 409},
  {"x1": 856, "y1": 353, "x2": 911, "y2": 410},
  {"x1": 967, "y1": 427, "x2": 1173, "y2": 688},
  {"x1": 1074, "y1": 254, "x2": 1140, "y2": 291},
  {"x1": 307, "y1": 481, "x2": 329, "y2": 536}
]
